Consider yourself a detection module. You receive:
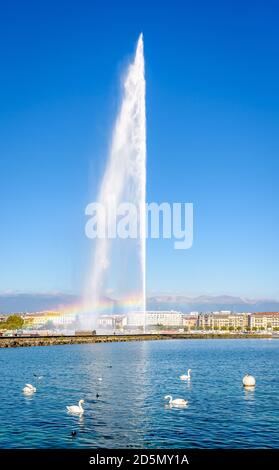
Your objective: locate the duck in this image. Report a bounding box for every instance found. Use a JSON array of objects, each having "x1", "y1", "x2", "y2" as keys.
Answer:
[{"x1": 33, "y1": 374, "x2": 43, "y2": 379}]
